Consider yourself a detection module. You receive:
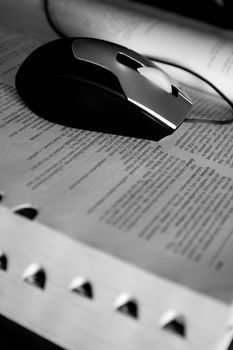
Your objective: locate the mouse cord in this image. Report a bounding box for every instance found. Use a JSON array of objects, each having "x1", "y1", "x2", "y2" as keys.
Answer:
[
  {"x1": 146, "y1": 56, "x2": 233, "y2": 125},
  {"x1": 43, "y1": 0, "x2": 233, "y2": 125}
]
